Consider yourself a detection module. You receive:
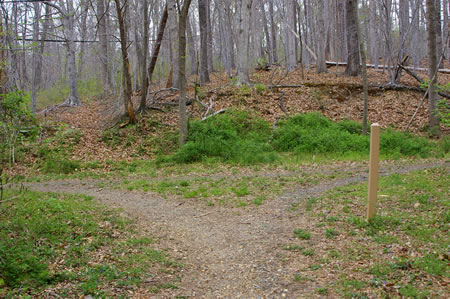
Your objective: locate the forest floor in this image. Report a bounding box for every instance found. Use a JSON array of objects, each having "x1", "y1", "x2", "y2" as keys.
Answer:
[{"x1": 4, "y1": 66, "x2": 449, "y2": 297}]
